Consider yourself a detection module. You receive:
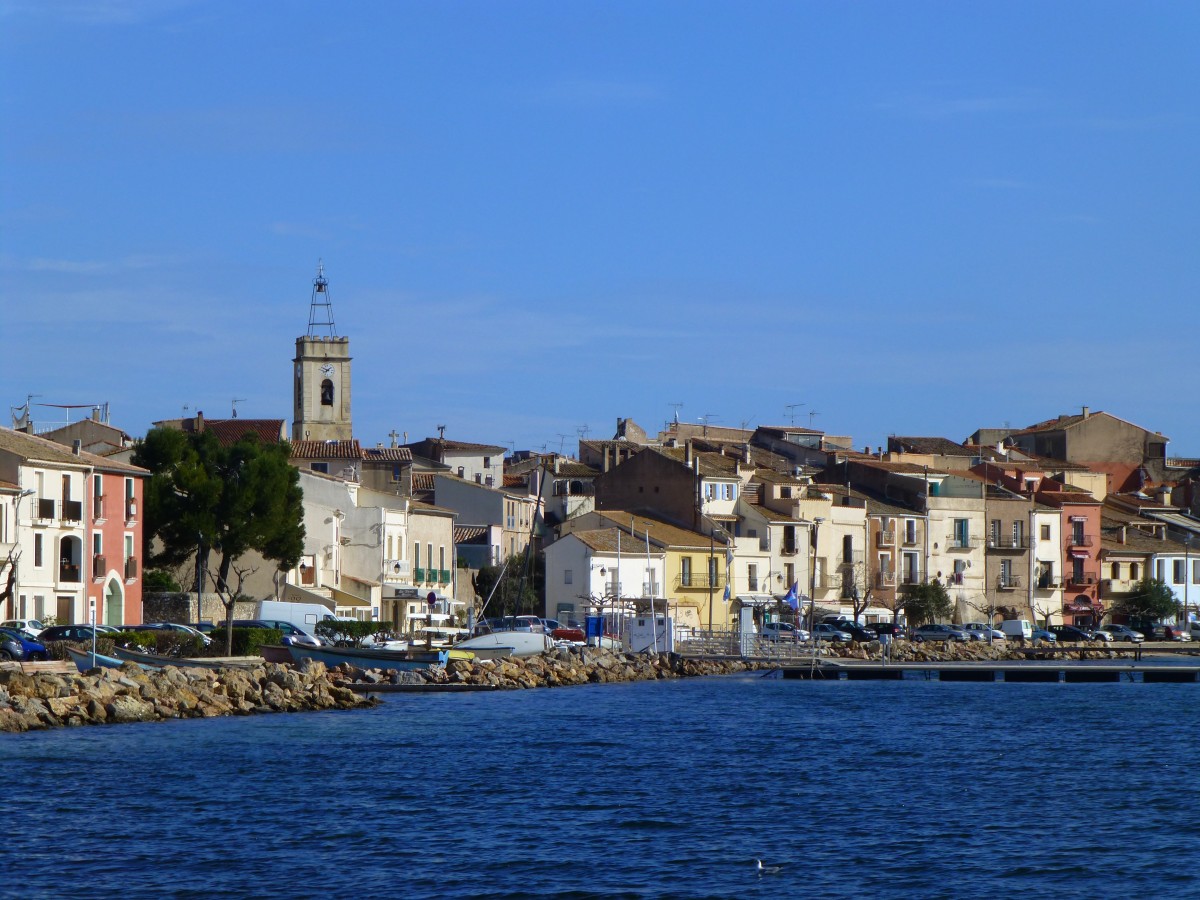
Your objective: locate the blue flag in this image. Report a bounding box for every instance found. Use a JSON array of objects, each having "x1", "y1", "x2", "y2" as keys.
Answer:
[
  {"x1": 784, "y1": 582, "x2": 799, "y2": 610},
  {"x1": 723, "y1": 583, "x2": 731, "y2": 602}
]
